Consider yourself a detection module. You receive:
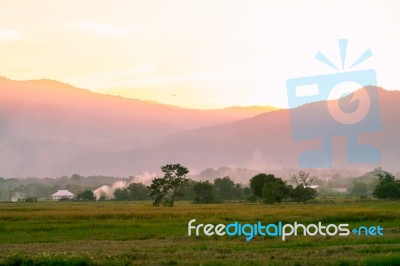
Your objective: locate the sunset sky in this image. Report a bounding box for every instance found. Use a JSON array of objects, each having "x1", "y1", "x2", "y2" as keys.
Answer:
[{"x1": 0, "y1": 0, "x2": 400, "y2": 109}]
